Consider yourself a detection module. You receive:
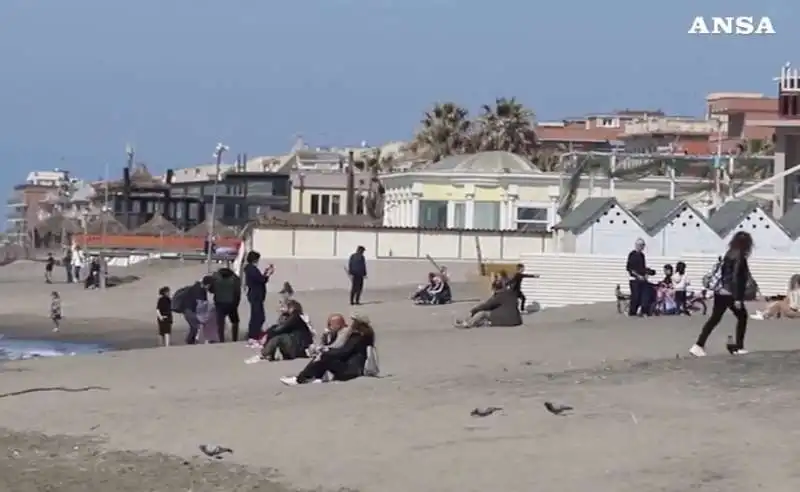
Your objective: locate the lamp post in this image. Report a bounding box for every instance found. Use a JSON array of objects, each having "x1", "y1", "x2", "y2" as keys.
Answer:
[{"x1": 207, "y1": 142, "x2": 228, "y2": 272}]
